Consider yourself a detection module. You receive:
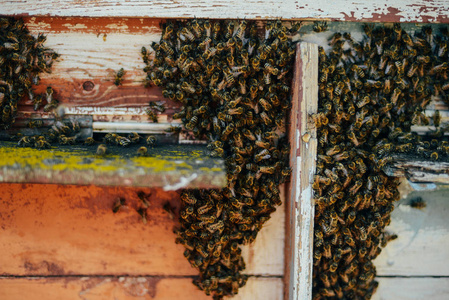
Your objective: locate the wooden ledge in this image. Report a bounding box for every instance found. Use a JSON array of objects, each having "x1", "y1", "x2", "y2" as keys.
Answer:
[
  {"x1": 0, "y1": 142, "x2": 225, "y2": 189},
  {"x1": 2, "y1": 1, "x2": 449, "y2": 23},
  {"x1": 383, "y1": 154, "x2": 449, "y2": 184}
]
